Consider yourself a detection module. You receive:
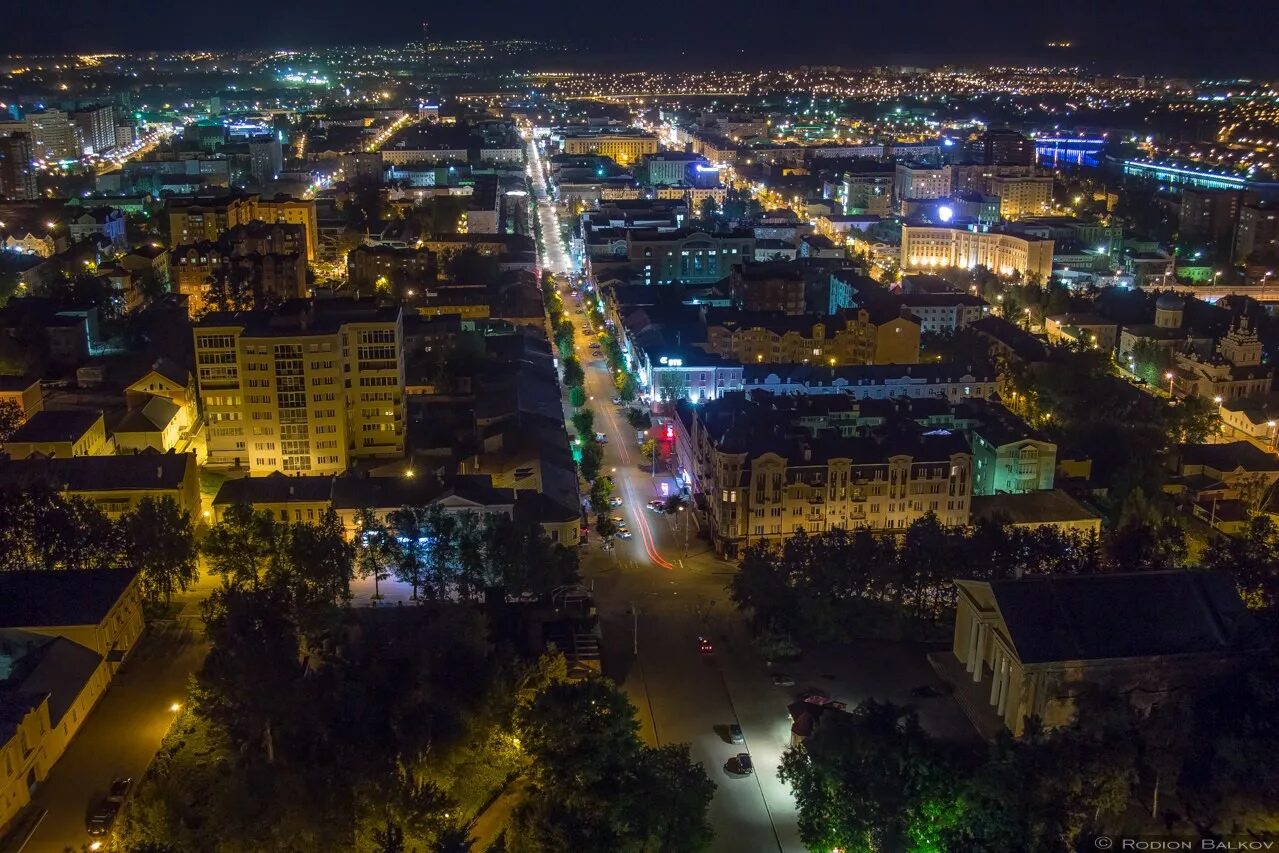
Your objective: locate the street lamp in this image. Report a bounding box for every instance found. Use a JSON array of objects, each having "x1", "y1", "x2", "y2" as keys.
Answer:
[{"x1": 1165, "y1": 371, "x2": 1175, "y2": 396}]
